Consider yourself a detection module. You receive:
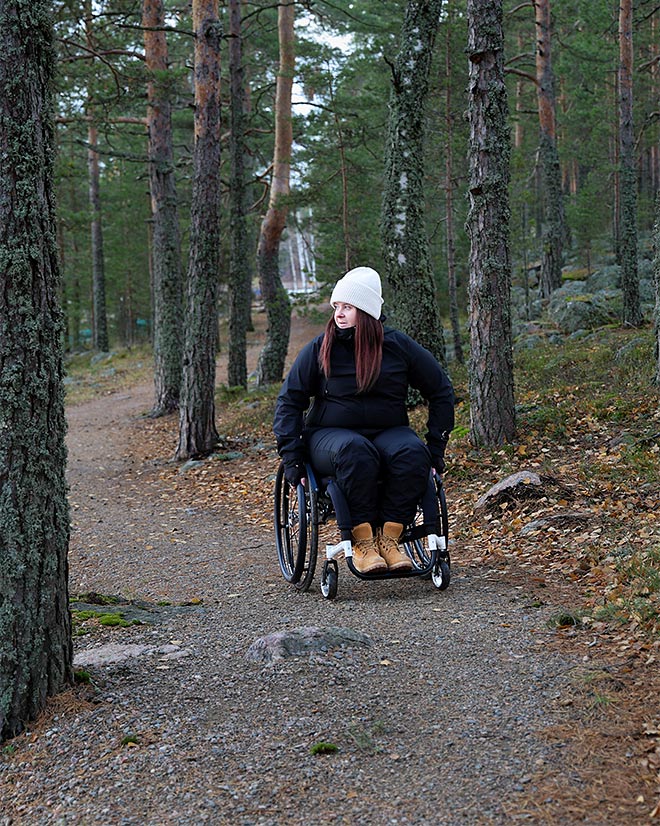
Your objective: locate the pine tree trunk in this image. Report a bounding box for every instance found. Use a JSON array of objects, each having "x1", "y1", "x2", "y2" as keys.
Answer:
[
  {"x1": 380, "y1": 0, "x2": 446, "y2": 365},
  {"x1": 87, "y1": 122, "x2": 109, "y2": 351},
  {"x1": 143, "y1": 0, "x2": 184, "y2": 415},
  {"x1": 176, "y1": 0, "x2": 222, "y2": 460},
  {"x1": 445, "y1": 8, "x2": 463, "y2": 365},
  {"x1": 256, "y1": 1, "x2": 294, "y2": 387},
  {"x1": 227, "y1": 0, "x2": 251, "y2": 389},
  {"x1": 618, "y1": 0, "x2": 642, "y2": 327},
  {"x1": 534, "y1": 0, "x2": 564, "y2": 298},
  {"x1": 466, "y1": 0, "x2": 516, "y2": 446},
  {"x1": 653, "y1": 192, "x2": 660, "y2": 386},
  {"x1": 0, "y1": 0, "x2": 73, "y2": 740}
]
